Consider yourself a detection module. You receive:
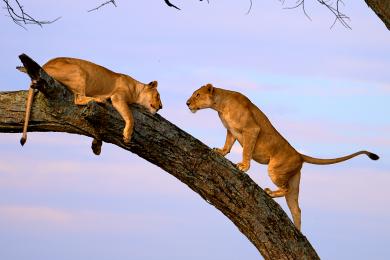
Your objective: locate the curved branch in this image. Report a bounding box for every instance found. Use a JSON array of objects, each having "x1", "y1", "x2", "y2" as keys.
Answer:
[
  {"x1": 365, "y1": 0, "x2": 390, "y2": 30},
  {"x1": 0, "y1": 54, "x2": 320, "y2": 259},
  {"x1": 164, "y1": 0, "x2": 181, "y2": 10},
  {"x1": 88, "y1": 0, "x2": 117, "y2": 13}
]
